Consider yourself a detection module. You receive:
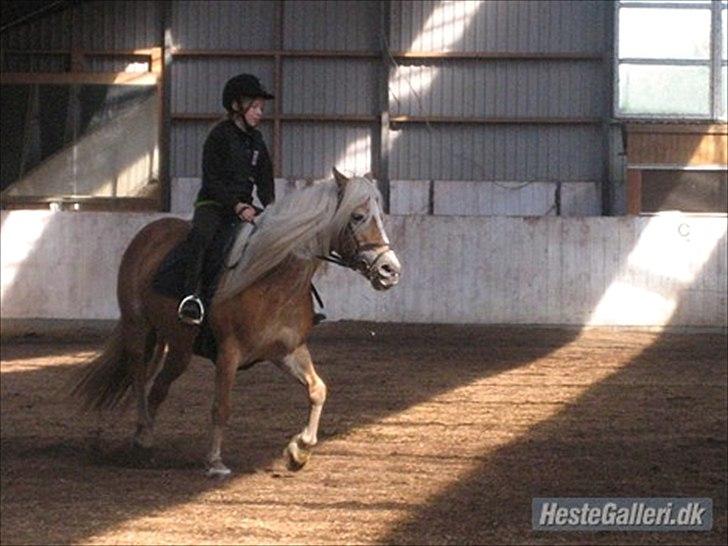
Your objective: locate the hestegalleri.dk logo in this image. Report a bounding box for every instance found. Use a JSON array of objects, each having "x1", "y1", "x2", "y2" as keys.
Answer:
[{"x1": 532, "y1": 498, "x2": 713, "y2": 531}]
